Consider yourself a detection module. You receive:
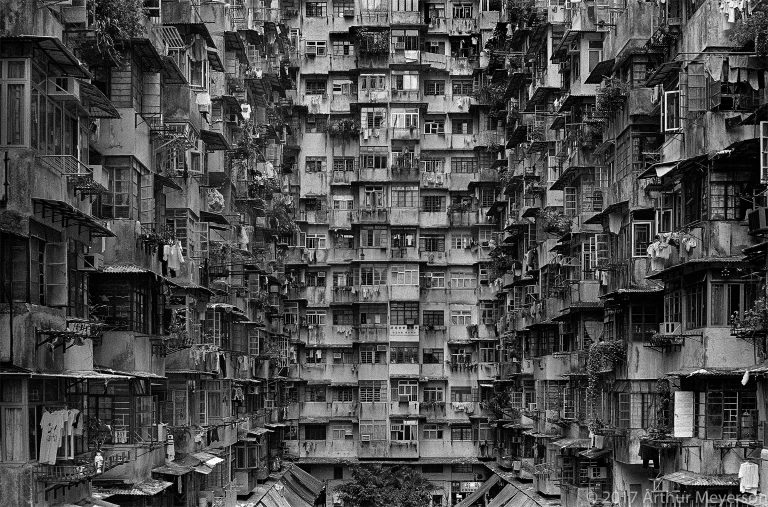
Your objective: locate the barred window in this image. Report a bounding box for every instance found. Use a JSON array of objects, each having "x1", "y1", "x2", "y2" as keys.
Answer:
[
  {"x1": 306, "y1": 1, "x2": 327, "y2": 16},
  {"x1": 305, "y1": 156, "x2": 327, "y2": 172},
  {"x1": 422, "y1": 195, "x2": 445, "y2": 212},
  {"x1": 390, "y1": 302, "x2": 419, "y2": 325},
  {"x1": 423, "y1": 348, "x2": 444, "y2": 363},
  {"x1": 422, "y1": 310, "x2": 444, "y2": 326},
  {"x1": 424, "y1": 80, "x2": 445, "y2": 95},
  {"x1": 305, "y1": 80, "x2": 327, "y2": 95},
  {"x1": 391, "y1": 186, "x2": 419, "y2": 207}
]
